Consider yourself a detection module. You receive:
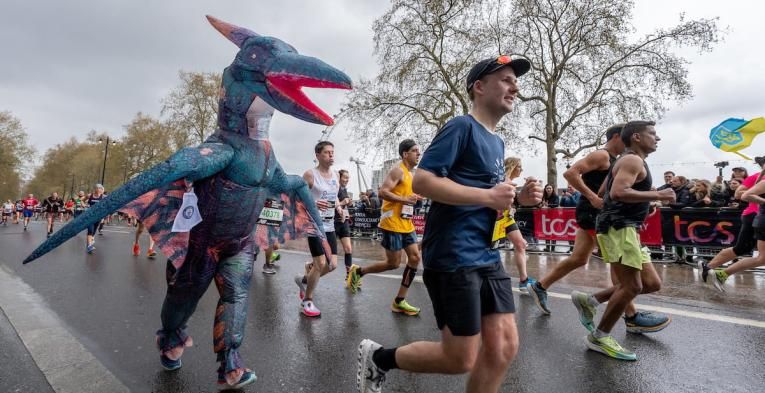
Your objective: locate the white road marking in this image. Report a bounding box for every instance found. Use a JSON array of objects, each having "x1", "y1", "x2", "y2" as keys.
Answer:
[{"x1": 371, "y1": 273, "x2": 765, "y2": 329}]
